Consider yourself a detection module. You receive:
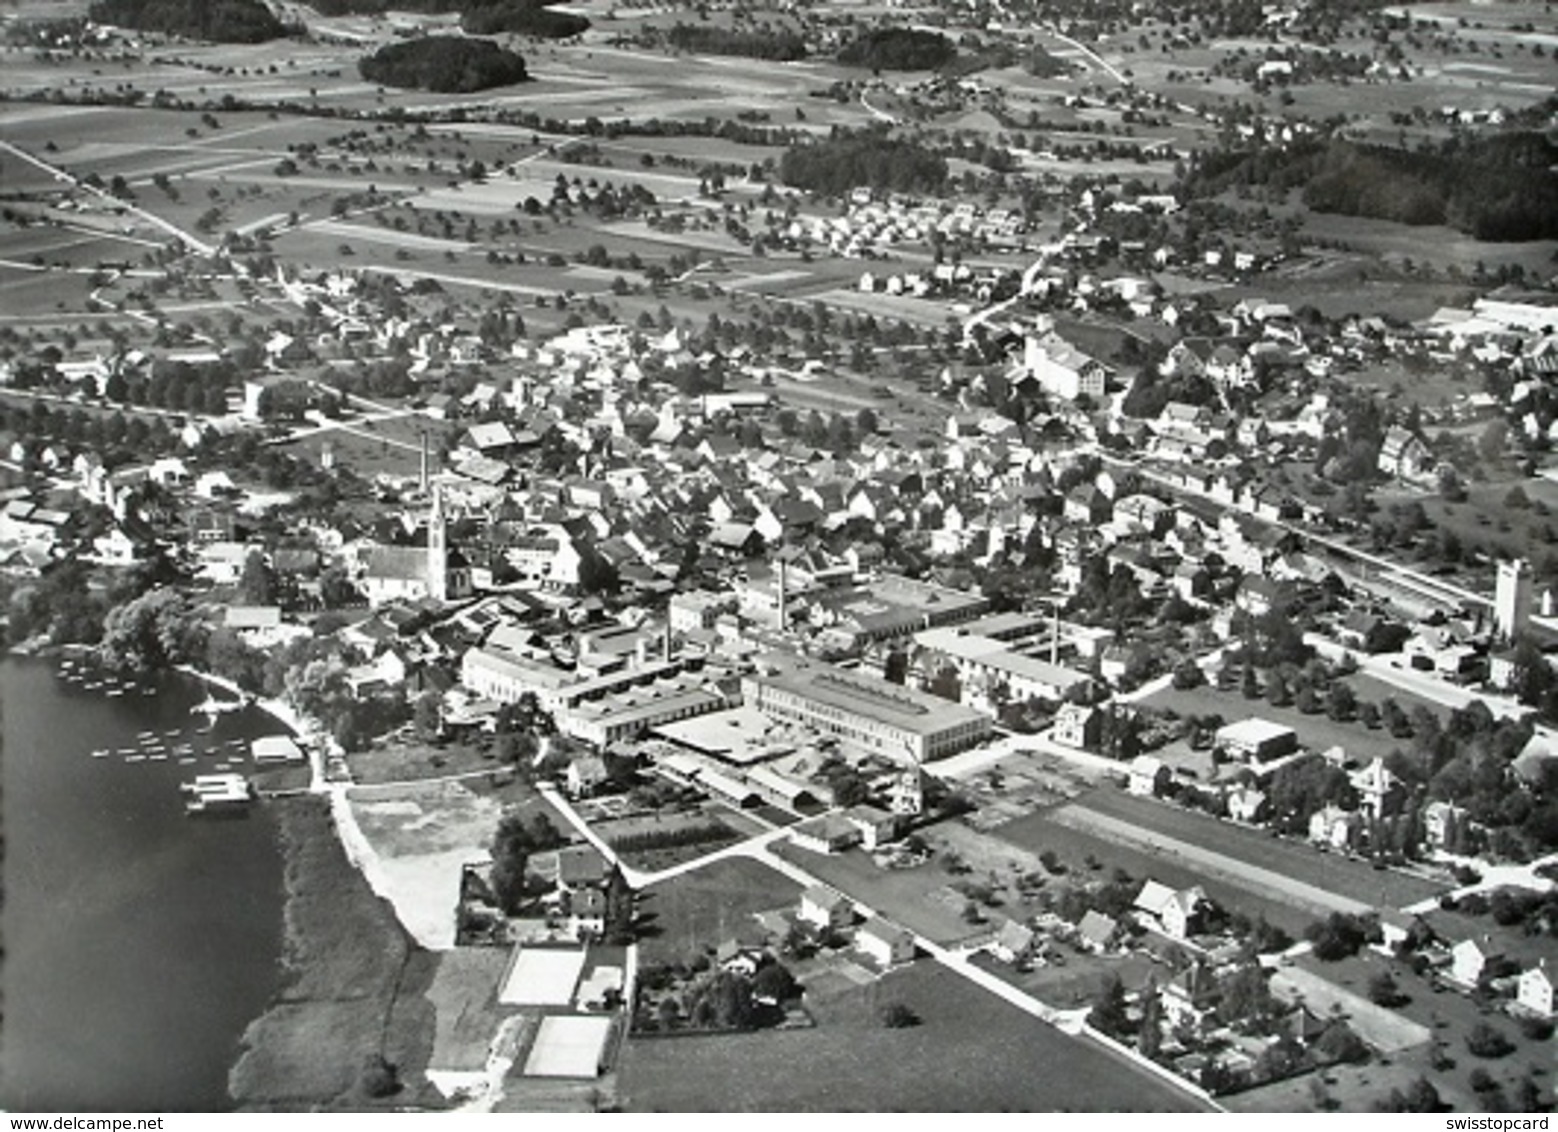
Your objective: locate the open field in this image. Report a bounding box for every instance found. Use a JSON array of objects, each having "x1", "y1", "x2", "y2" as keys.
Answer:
[
  {"x1": 1139, "y1": 682, "x2": 1412, "y2": 766},
  {"x1": 1075, "y1": 790, "x2": 1445, "y2": 910},
  {"x1": 424, "y1": 947, "x2": 515, "y2": 1075},
  {"x1": 772, "y1": 841, "x2": 988, "y2": 947},
  {"x1": 995, "y1": 807, "x2": 1314, "y2": 937},
  {"x1": 618, "y1": 960, "x2": 1205, "y2": 1111},
  {"x1": 637, "y1": 856, "x2": 801, "y2": 968},
  {"x1": 229, "y1": 796, "x2": 439, "y2": 1111}
]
